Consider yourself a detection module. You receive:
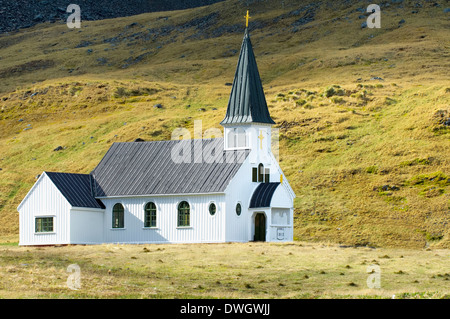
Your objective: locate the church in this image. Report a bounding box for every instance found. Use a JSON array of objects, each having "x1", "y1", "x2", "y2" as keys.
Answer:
[{"x1": 17, "y1": 21, "x2": 295, "y2": 246}]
